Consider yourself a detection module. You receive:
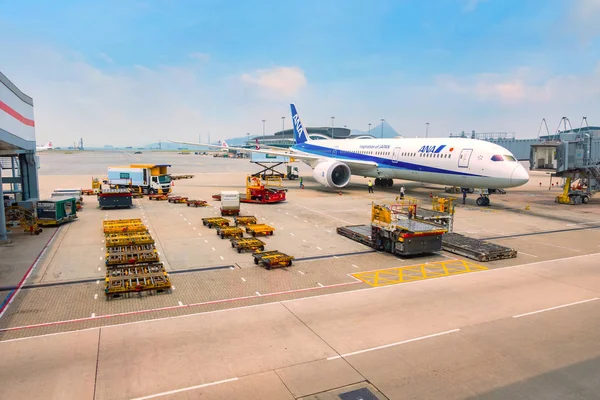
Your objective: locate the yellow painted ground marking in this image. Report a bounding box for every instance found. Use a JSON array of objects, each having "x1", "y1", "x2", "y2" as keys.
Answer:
[{"x1": 351, "y1": 259, "x2": 488, "y2": 287}]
